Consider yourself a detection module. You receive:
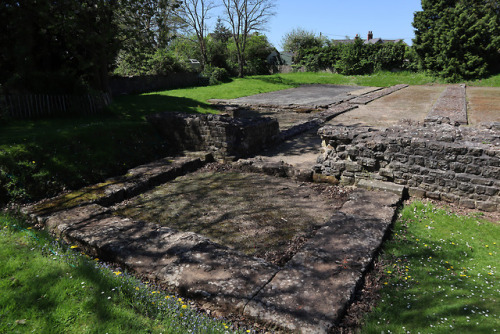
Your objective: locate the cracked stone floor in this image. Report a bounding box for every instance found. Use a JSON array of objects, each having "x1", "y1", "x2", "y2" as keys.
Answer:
[{"x1": 25, "y1": 84, "x2": 495, "y2": 332}]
